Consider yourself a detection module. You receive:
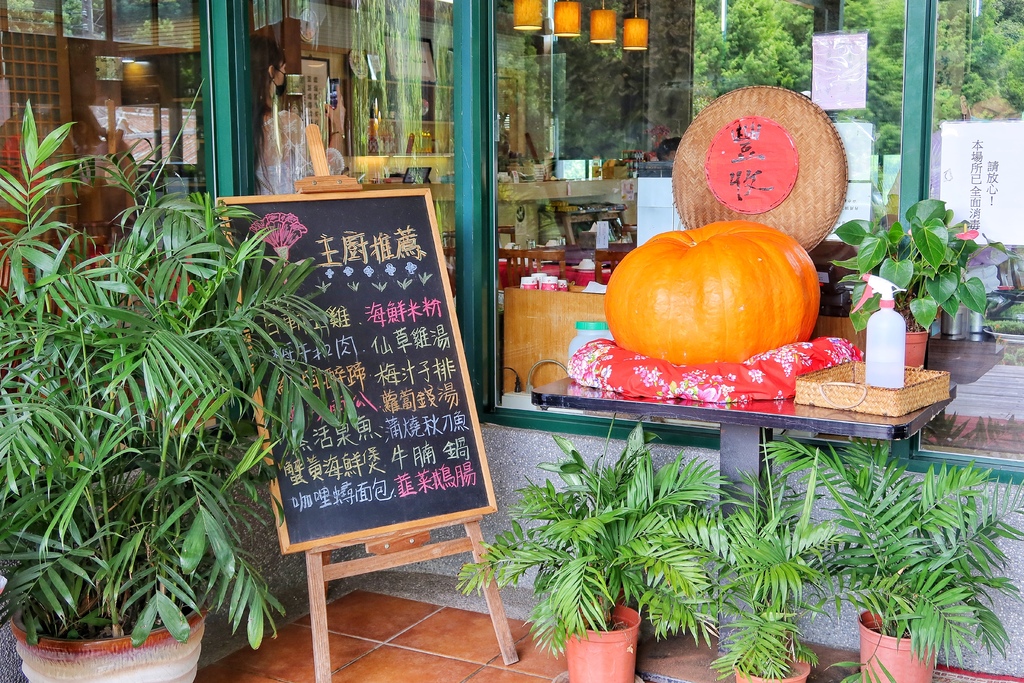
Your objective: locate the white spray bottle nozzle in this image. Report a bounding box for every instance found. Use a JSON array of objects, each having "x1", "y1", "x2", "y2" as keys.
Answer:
[{"x1": 852, "y1": 274, "x2": 904, "y2": 312}]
